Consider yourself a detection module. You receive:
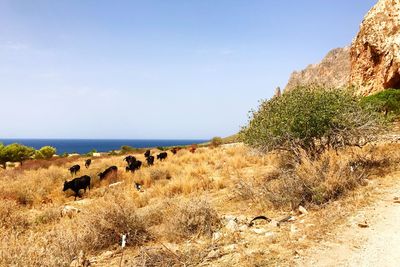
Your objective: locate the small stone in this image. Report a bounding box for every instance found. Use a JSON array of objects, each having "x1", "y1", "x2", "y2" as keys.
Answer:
[
  {"x1": 207, "y1": 250, "x2": 219, "y2": 259},
  {"x1": 290, "y1": 225, "x2": 299, "y2": 236},
  {"x1": 226, "y1": 219, "x2": 239, "y2": 232},
  {"x1": 224, "y1": 244, "x2": 238, "y2": 253},
  {"x1": 238, "y1": 225, "x2": 248, "y2": 232},
  {"x1": 252, "y1": 228, "x2": 267, "y2": 235},
  {"x1": 269, "y1": 220, "x2": 279, "y2": 227},
  {"x1": 212, "y1": 232, "x2": 223, "y2": 241},
  {"x1": 298, "y1": 205, "x2": 308, "y2": 215}
]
